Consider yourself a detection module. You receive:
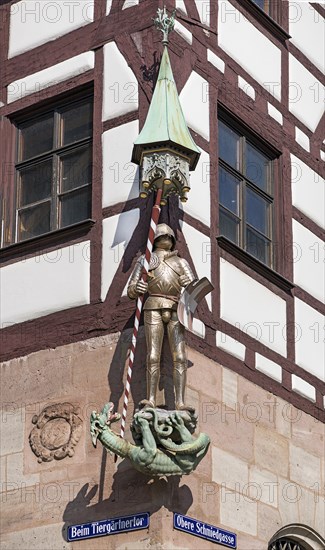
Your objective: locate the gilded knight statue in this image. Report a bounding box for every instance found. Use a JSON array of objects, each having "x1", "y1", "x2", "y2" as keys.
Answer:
[{"x1": 127, "y1": 223, "x2": 195, "y2": 411}]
